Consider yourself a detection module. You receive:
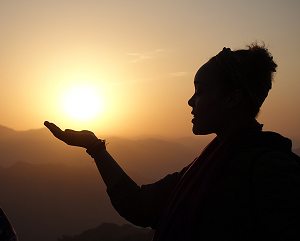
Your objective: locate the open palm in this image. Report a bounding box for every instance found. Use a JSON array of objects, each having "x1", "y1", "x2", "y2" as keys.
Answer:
[{"x1": 44, "y1": 121, "x2": 98, "y2": 148}]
